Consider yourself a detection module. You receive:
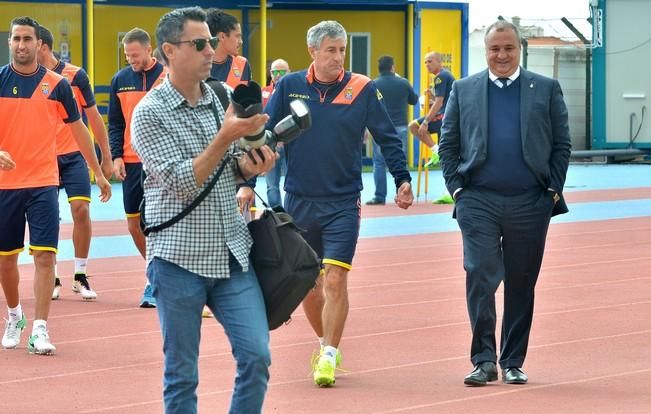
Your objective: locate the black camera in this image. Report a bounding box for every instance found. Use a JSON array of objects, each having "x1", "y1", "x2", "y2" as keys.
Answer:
[{"x1": 231, "y1": 81, "x2": 311, "y2": 152}]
